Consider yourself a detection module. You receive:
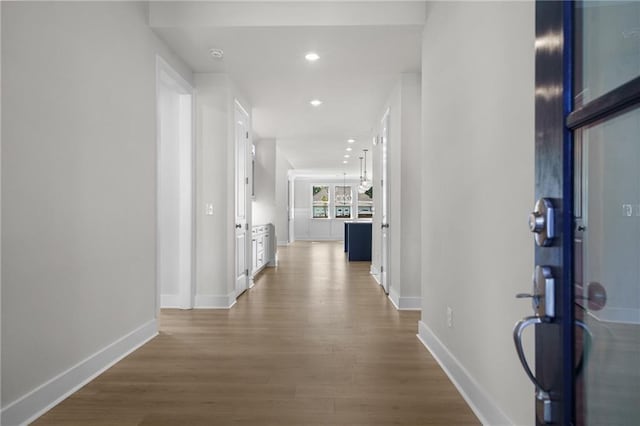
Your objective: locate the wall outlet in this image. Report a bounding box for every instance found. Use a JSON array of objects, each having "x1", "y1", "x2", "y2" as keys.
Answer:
[
  {"x1": 205, "y1": 203, "x2": 214, "y2": 216},
  {"x1": 447, "y1": 306, "x2": 453, "y2": 328}
]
